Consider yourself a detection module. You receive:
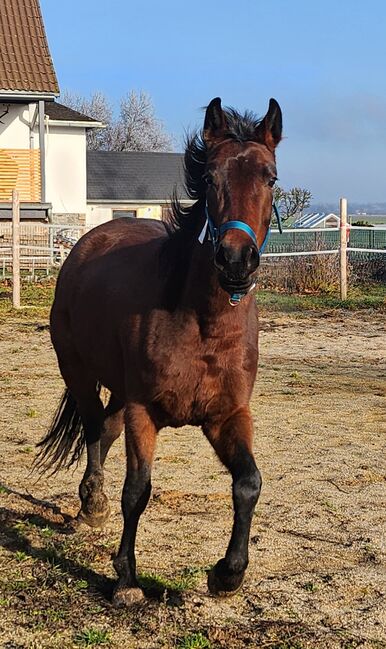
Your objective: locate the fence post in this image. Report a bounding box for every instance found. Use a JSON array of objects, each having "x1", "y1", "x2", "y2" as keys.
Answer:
[
  {"x1": 339, "y1": 197, "x2": 348, "y2": 300},
  {"x1": 12, "y1": 190, "x2": 20, "y2": 308}
]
